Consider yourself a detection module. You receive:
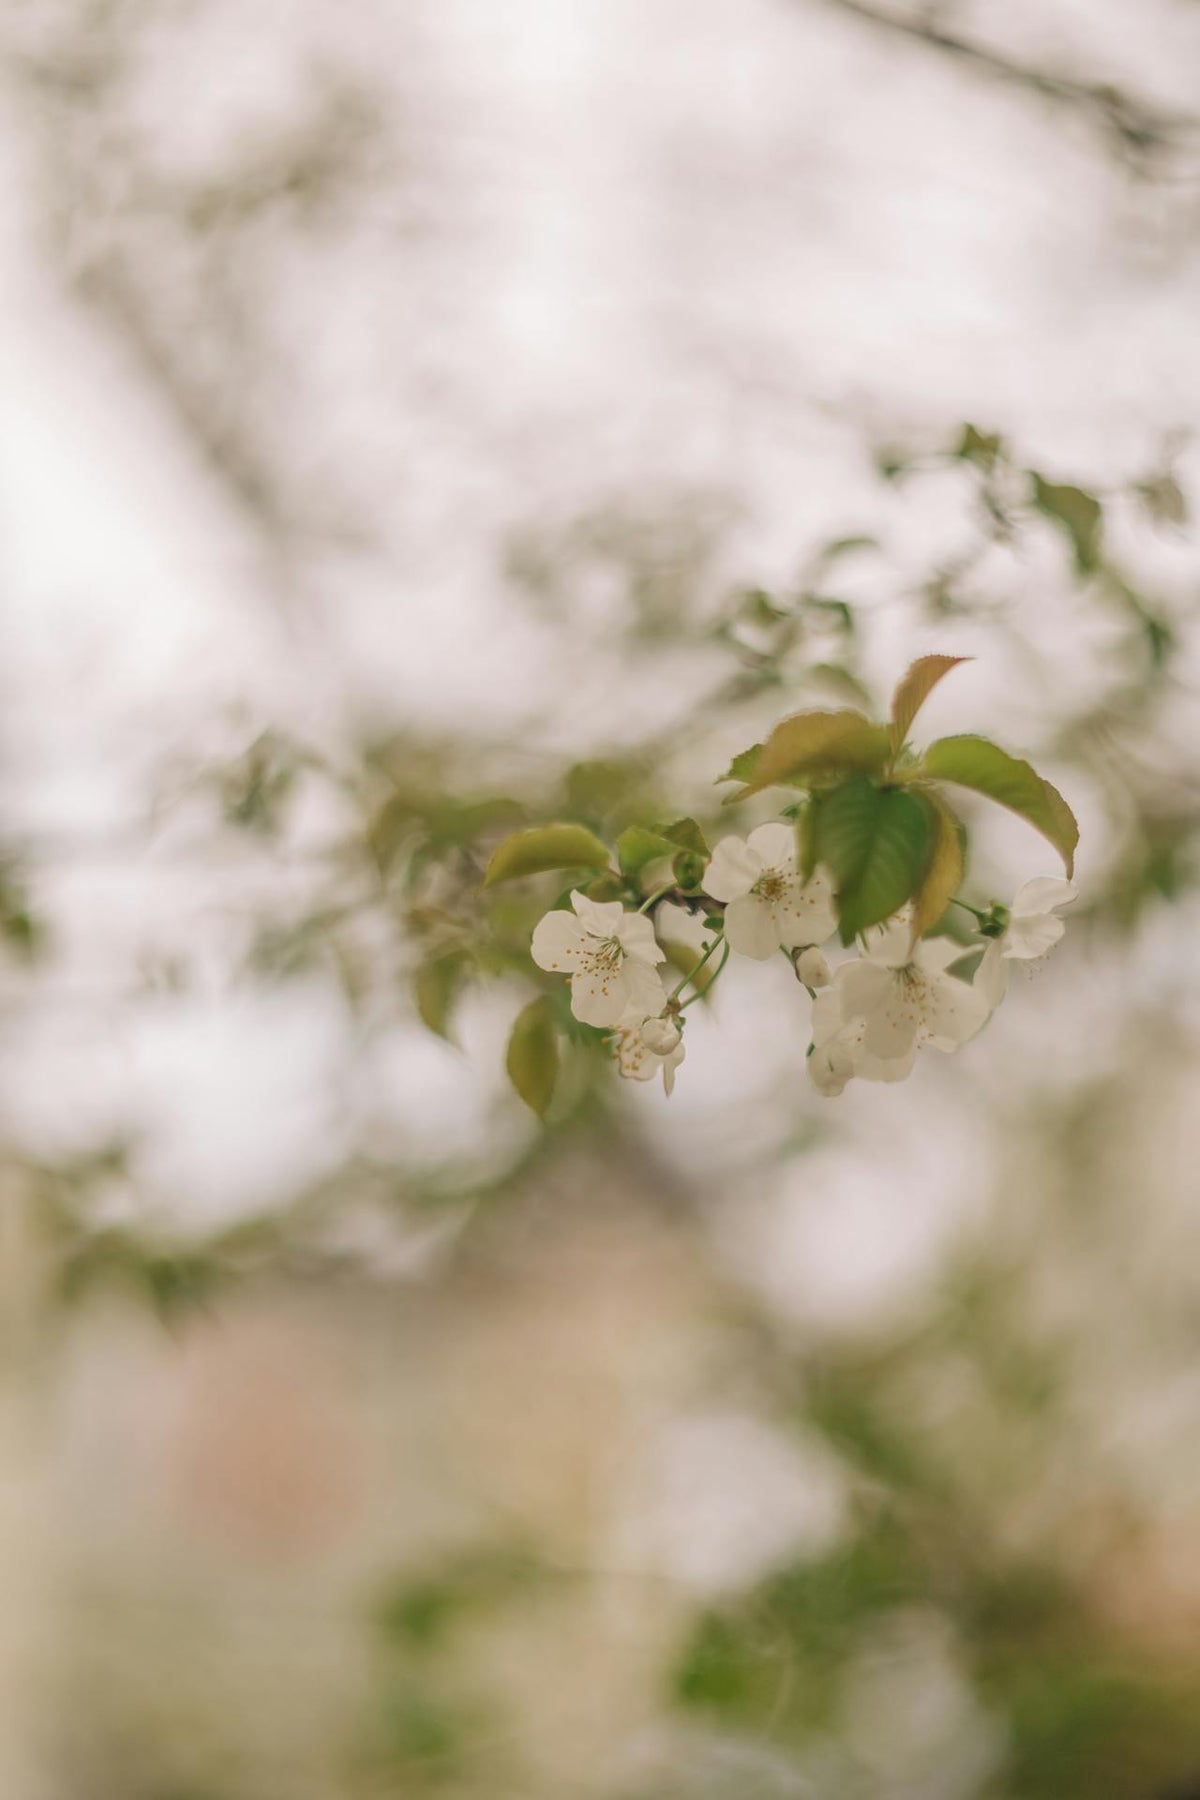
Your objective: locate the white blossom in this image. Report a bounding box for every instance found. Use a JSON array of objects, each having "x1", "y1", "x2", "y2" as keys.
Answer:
[
  {"x1": 611, "y1": 1010, "x2": 685, "y2": 1094},
  {"x1": 704, "y1": 823, "x2": 837, "y2": 961},
  {"x1": 808, "y1": 917, "x2": 989, "y2": 1090},
  {"x1": 531, "y1": 892, "x2": 666, "y2": 1027},
  {"x1": 975, "y1": 877, "x2": 1077, "y2": 1008}
]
